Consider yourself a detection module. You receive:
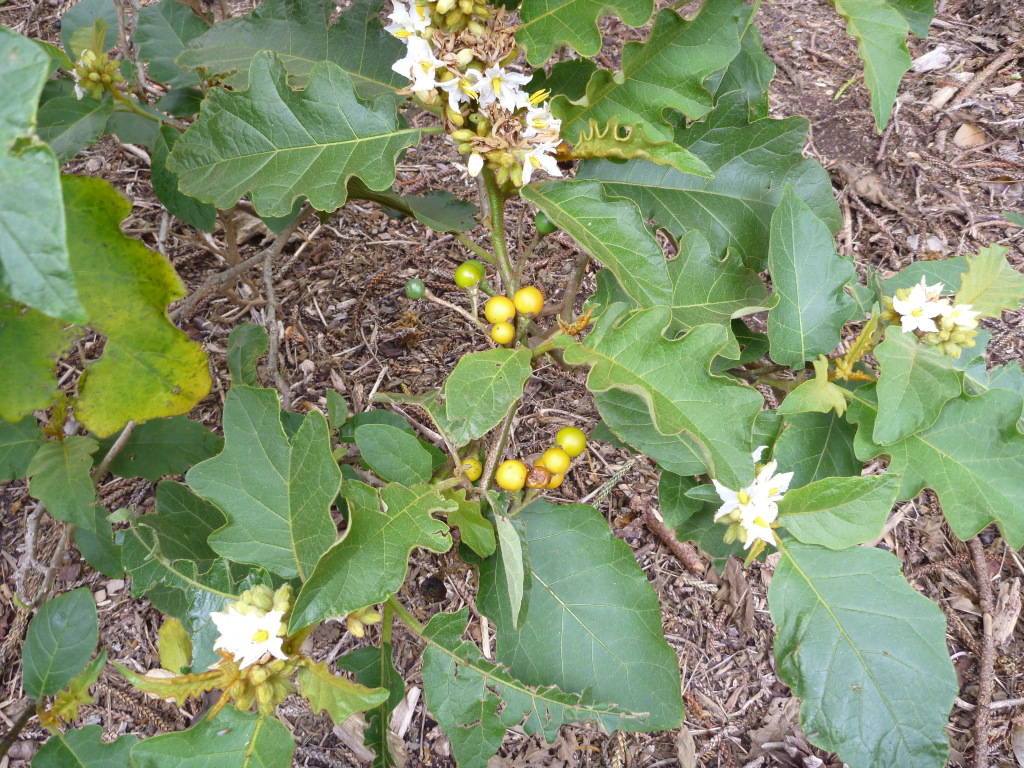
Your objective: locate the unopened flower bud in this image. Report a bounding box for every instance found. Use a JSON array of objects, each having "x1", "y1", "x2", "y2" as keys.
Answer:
[
  {"x1": 455, "y1": 48, "x2": 476, "y2": 67},
  {"x1": 467, "y1": 152, "x2": 484, "y2": 176},
  {"x1": 459, "y1": 0, "x2": 474, "y2": 13},
  {"x1": 467, "y1": 20, "x2": 485, "y2": 34},
  {"x1": 452, "y1": 129, "x2": 476, "y2": 142},
  {"x1": 510, "y1": 163, "x2": 524, "y2": 187},
  {"x1": 249, "y1": 666, "x2": 270, "y2": 685},
  {"x1": 435, "y1": 0, "x2": 456, "y2": 13}
]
